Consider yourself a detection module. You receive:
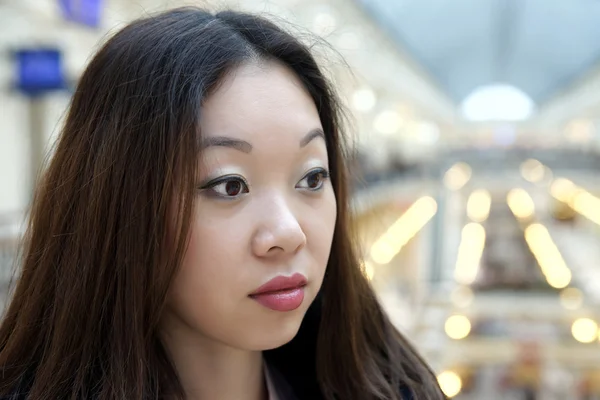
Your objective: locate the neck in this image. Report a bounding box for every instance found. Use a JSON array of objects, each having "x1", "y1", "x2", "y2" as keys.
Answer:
[{"x1": 161, "y1": 314, "x2": 267, "y2": 400}]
